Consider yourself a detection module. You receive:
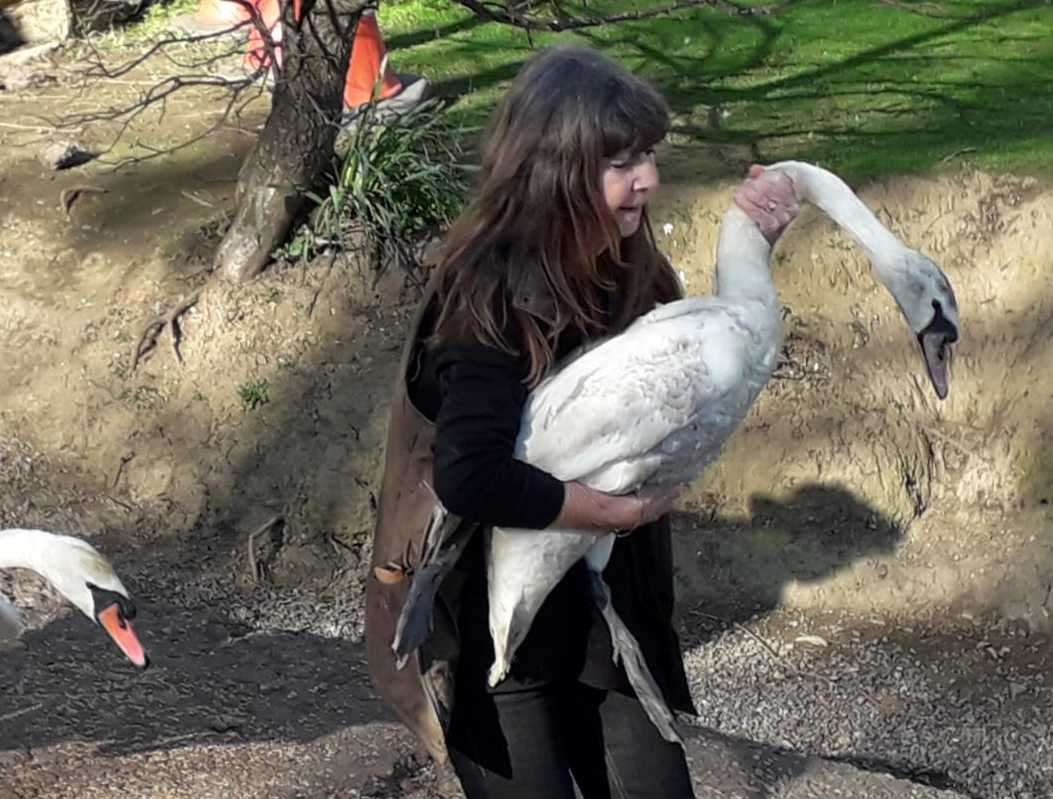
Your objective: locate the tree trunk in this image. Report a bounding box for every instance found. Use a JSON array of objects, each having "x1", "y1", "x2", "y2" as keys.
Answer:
[{"x1": 213, "y1": 0, "x2": 367, "y2": 283}]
